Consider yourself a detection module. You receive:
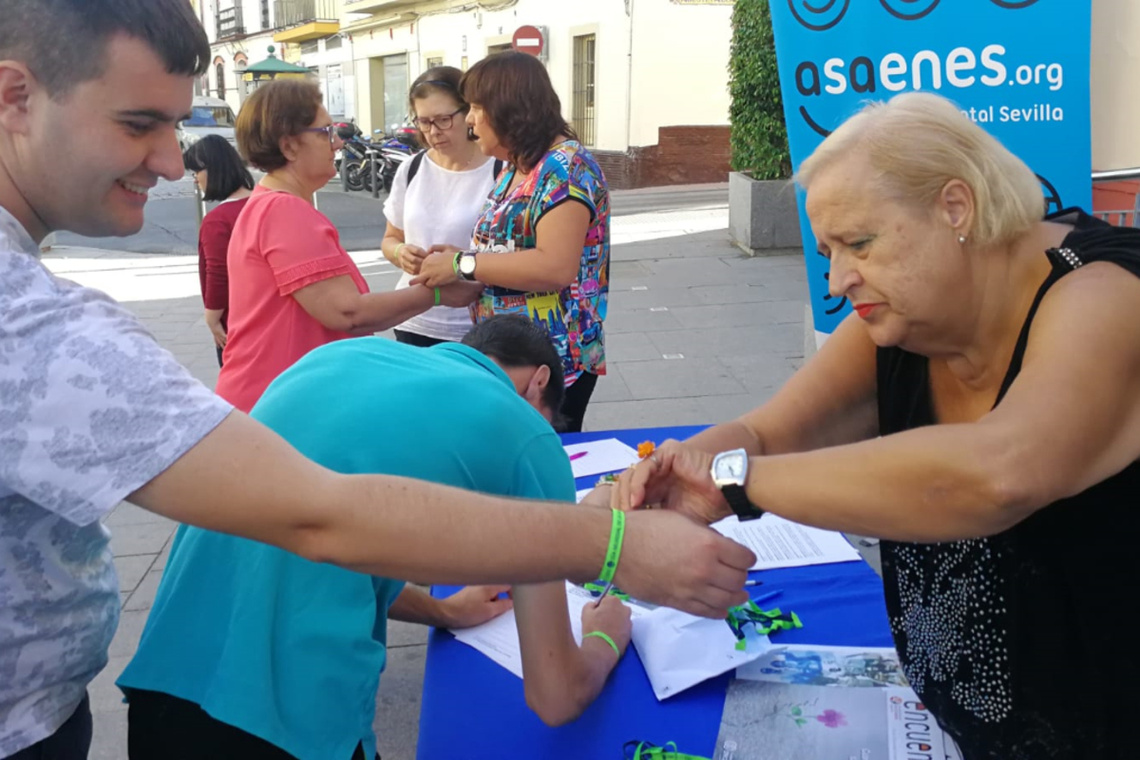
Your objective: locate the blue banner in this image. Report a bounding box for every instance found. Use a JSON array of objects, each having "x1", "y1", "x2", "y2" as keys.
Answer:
[{"x1": 769, "y1": 0, "x2": 1092, "y2": 338}]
